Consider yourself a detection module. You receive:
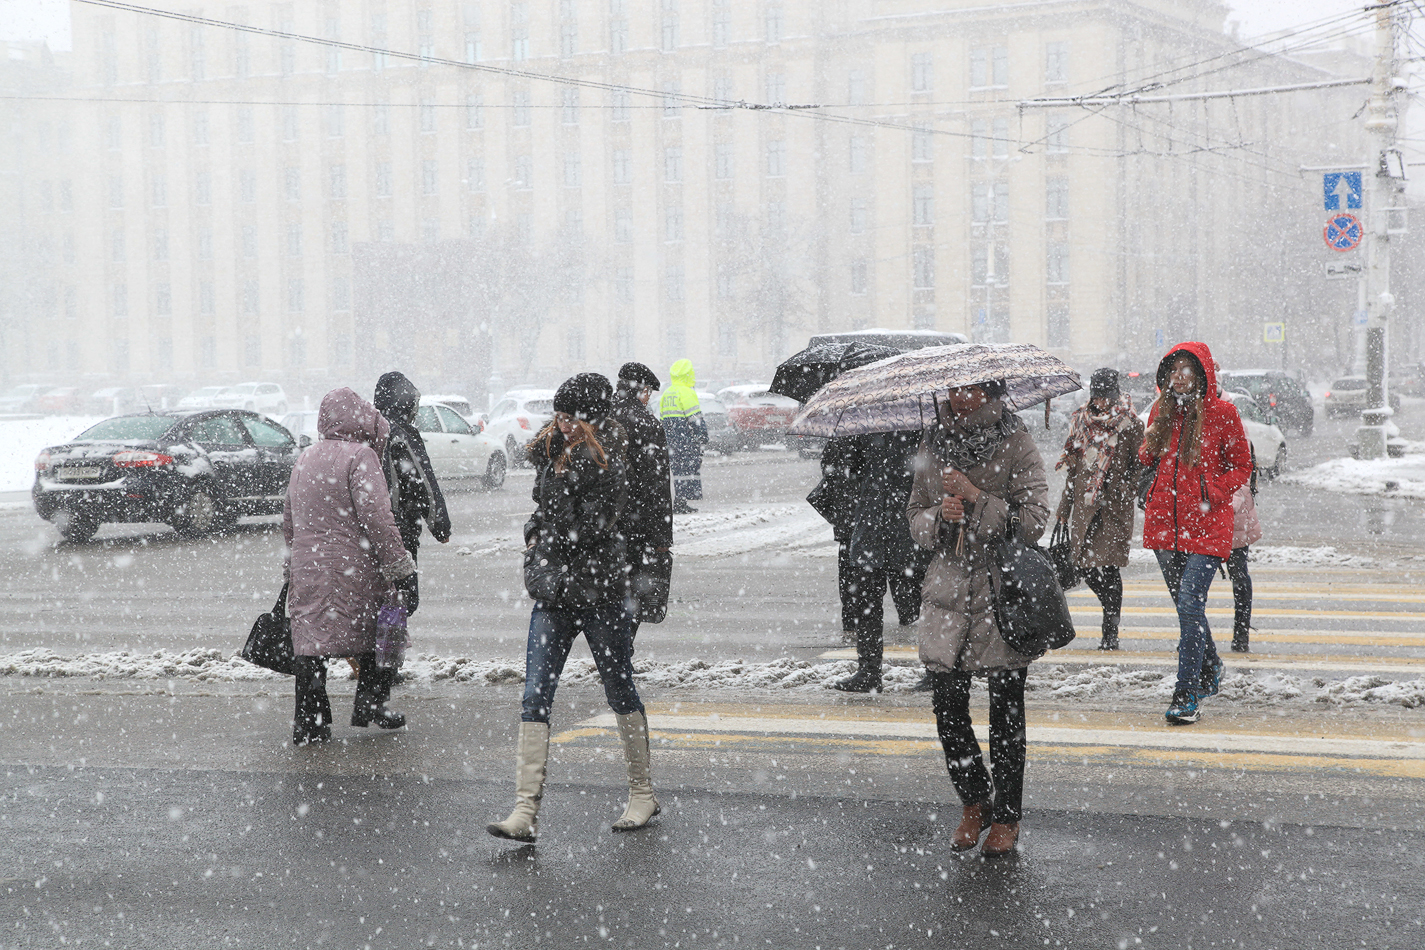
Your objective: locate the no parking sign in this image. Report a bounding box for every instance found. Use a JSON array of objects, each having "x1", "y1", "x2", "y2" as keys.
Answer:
[{"x1": 1324, "y1": 213, "x2": 1363, "y2": 252}]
